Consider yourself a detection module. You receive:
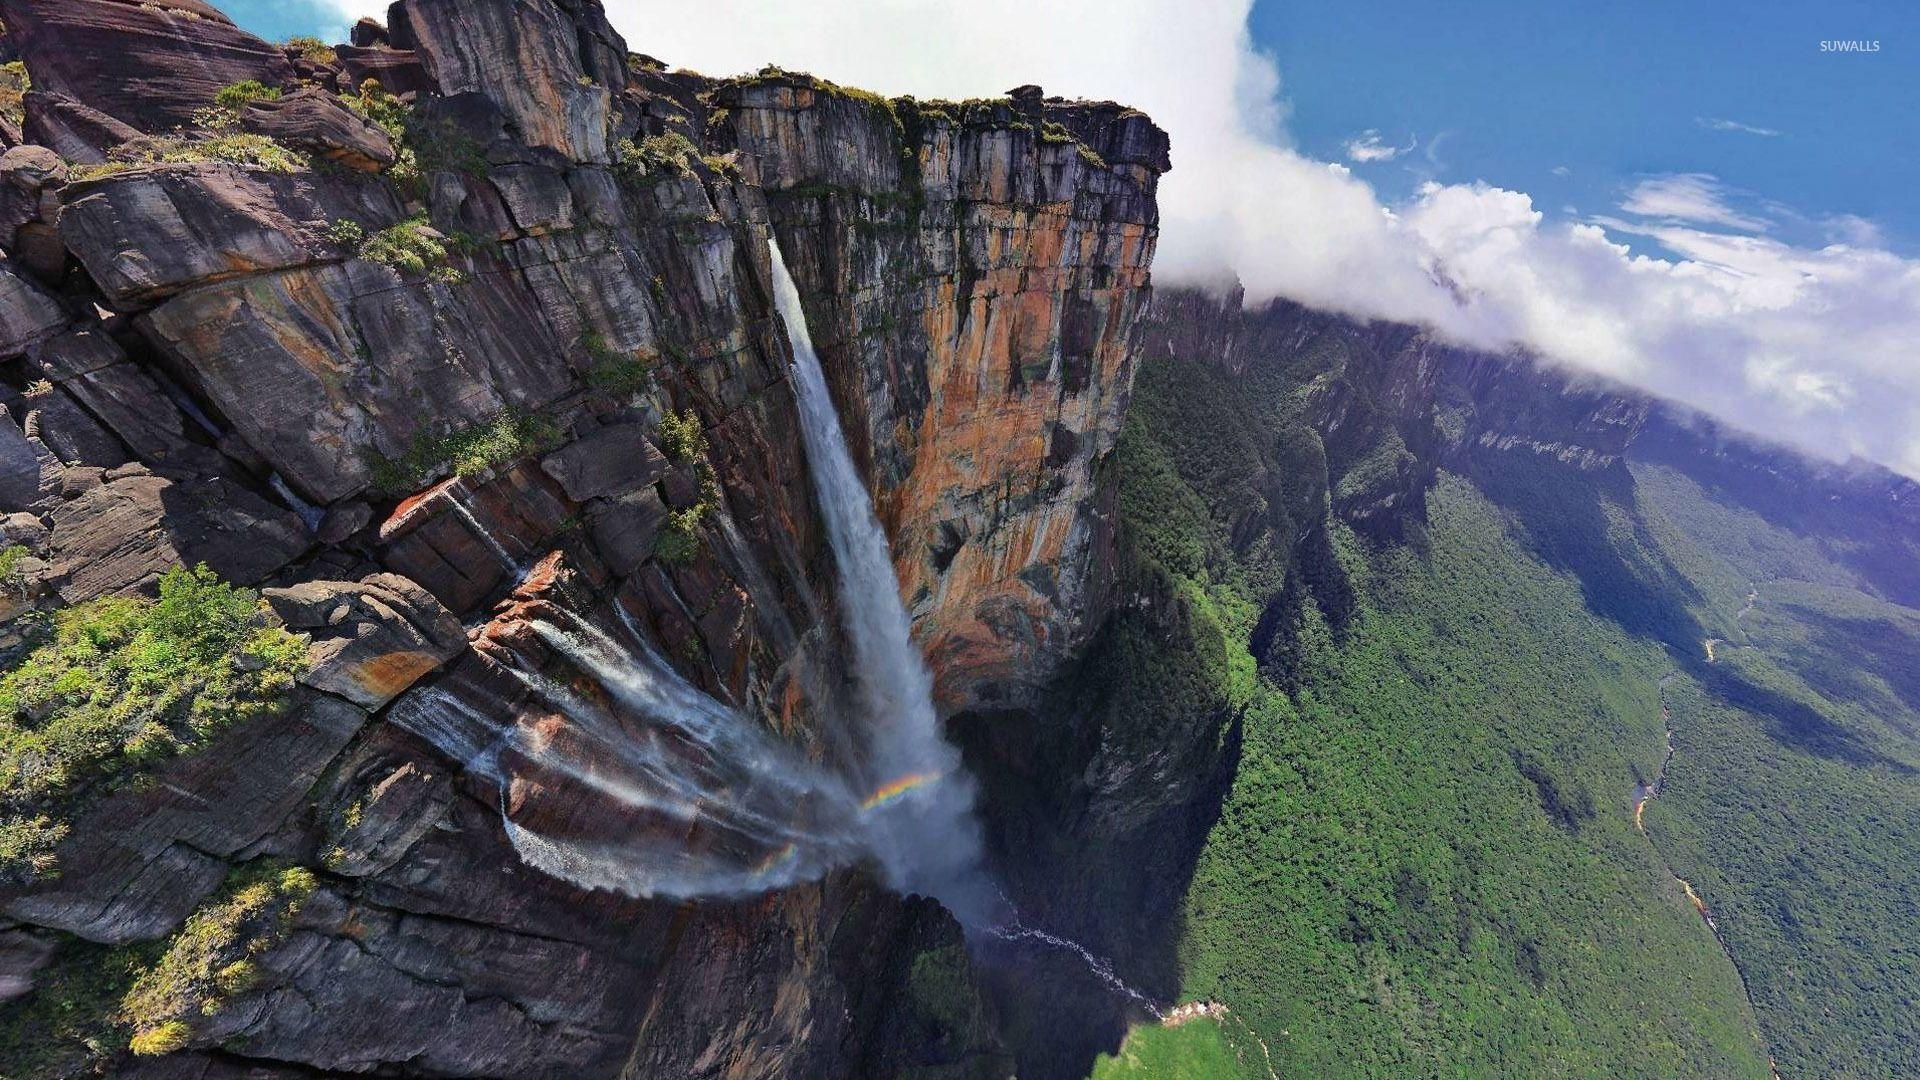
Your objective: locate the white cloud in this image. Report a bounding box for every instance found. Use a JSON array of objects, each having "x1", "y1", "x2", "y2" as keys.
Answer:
[
  {"x1": 1620, "y1": 173, "x2": 1772, "y2": 232},
  {"x1": 328, "y1": 0, "x2": 1920, "y2": 478},
  {"x1": 1824, "y1": 213, "x2": 1885, "y2": 248},
  {"x1": 314, "y1": 0, "x2": 368, "y2": 34},
  {"x1": 1344, "y1": 130, "x2": 1414, "y2": 163},
  {"x1": 1696, "y1": 116, "x2": 1783, "y2": 137}
]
